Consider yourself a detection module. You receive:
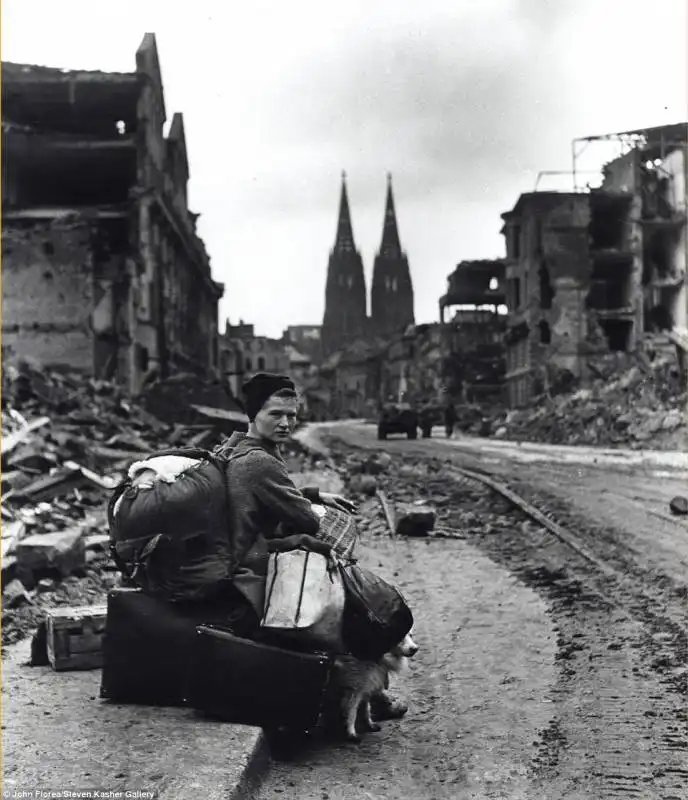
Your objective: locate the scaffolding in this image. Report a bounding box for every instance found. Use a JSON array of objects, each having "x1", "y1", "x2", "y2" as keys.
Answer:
[{"x1": 571, "y1": 122, "x2": 688, "y2": 191}]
